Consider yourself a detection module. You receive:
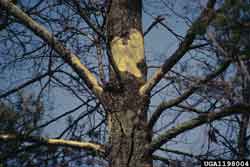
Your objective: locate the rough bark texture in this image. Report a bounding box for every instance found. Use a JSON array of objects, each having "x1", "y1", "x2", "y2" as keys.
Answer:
[
  {"x1": 238, "y1": 60, "x2": 250, "y2": 159},
  {"x1": 107, "y1": 0, "x2": 142, "y2": 40},
  {"x1": 101, "y1": 86, "x2": 151, "y2": 167},
  {"x1": 2, "y1": 0, "x2": 250, "y2": 166},
  {"x1": 102, "y1": 0, "x2": 152, "y2": 166},
  {"x1": 107, "y1": 0, "x2": 146, "y2": 83}
]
